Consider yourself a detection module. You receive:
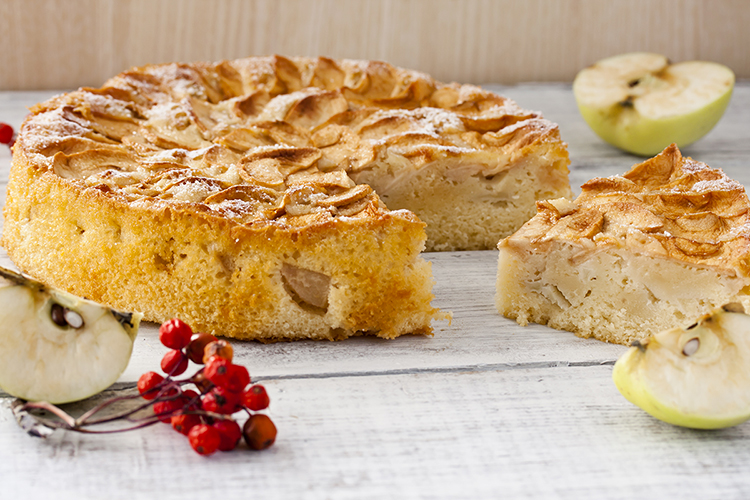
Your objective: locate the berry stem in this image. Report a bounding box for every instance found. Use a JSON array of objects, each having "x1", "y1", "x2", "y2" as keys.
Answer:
[
  {"x1": 80, "y1": 379, "x2": 193, "y2": 426},
  {"x1": 14, "y1": 400, "x2": 78, "y2": 429},
  {"x1": 74, "y1": 390, "x2": 145, "y2": 425},
  {"x1": 13, "y1": 394, "x2": 156, "y2": 431},
  {"x1": 79, "y1": 394, "x2": 160, "y2": 426},
  {"x1": 13, "y1": 383, "x2": 235, "y2": 435},
  {"x1": 60, "y1": 416, "x2": 164, "y2": 434}
]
